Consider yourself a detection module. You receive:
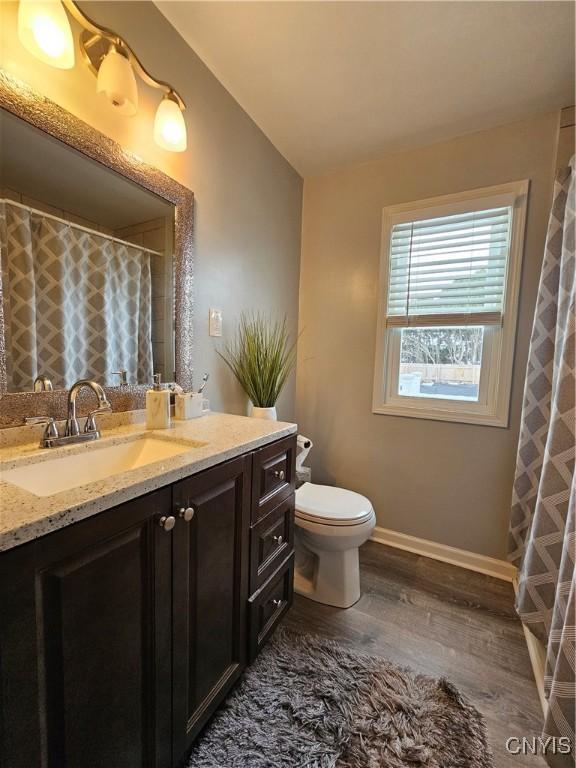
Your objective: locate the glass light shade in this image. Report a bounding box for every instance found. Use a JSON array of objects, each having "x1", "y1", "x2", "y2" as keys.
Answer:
[
  {"x1": 154, "y1": 96, "x2": 187, "y2": 152},
  {"x1": 97, "y1": 45, "x2": 138, "y2": 116},
  {"x1": 17, "y1": 0, "x2": 75, "y2": 69}
]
